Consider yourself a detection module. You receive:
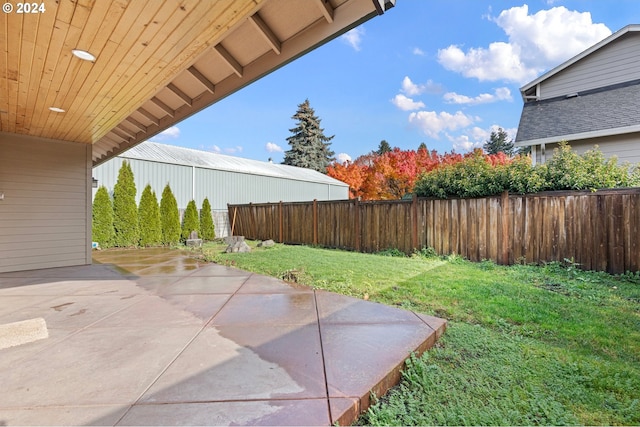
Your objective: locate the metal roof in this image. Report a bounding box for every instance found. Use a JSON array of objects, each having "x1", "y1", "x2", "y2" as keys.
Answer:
[
  {"x1": 515, "y1": 80, "x2": 640, "y2": 146},
  {"x1": 120, "y1": 141, "x2": 348, "y2": 187}
]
